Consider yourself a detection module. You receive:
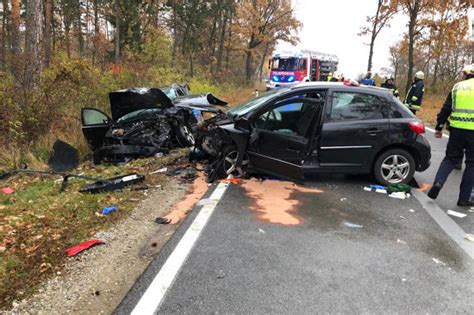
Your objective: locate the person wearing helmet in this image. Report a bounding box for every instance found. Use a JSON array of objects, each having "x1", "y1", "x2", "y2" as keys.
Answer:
[
  {"x1": 327, "y1": 72, "x2": 333, "y2": 82},
  {"x1": 428, "y1": 64, "x2": 474, "y2": 207},
  {"x1": 359, "y1": 71, "x2": 376, "y2": 86},
  {"x1": 381, "y1": 77, "x2": 400, "y2": 97},
  {"x1": 330, "y1": 71, "x2": 342, "y2": 82},
  {"x1": 404, "y1": 71, "x2": 425, "y2": 114}
]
